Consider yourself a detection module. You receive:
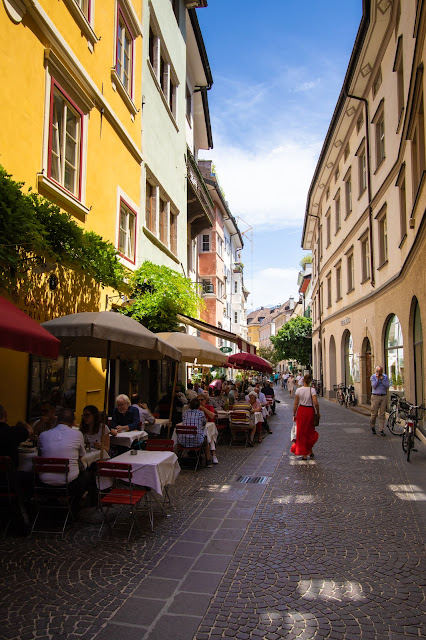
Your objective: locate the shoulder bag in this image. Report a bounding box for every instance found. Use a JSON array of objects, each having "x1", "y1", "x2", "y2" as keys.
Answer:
[{"x1": 310, "y1": 387, "x2": 320, "y2": 427}]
